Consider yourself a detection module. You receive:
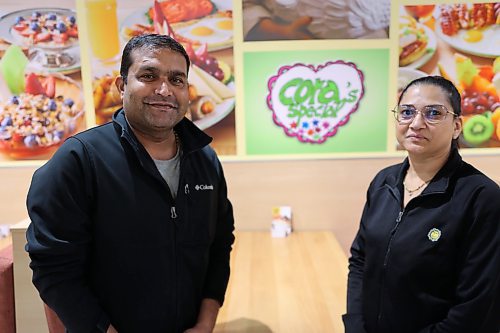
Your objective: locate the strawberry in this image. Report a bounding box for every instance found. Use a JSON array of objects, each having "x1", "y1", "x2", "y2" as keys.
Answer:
[
  {"x1": 42, "y1": 75, "x2": 56, "y2": 98},
  {"x1": 52, "y1": 32, "x2": 69, "y2": 43},
  {"x1": 35, "y1": 32, "x2": 51, "y2": 43},
  {"x1": 13, "y1": 23, "x2": 27, "y2": 31},
  {"x1": 66, "y1": 27, "x2": 78, "y2": 38},
  {"x1": 25, "y1": 73, "x2": 45, "y2": 95},
  {"x1": 19, "y1": 28, "x2": 35, "y2": 37}
]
